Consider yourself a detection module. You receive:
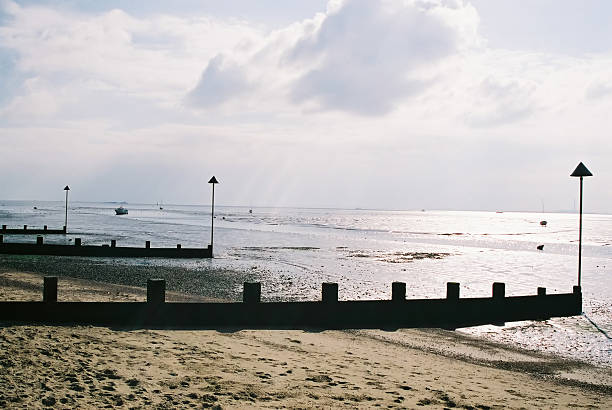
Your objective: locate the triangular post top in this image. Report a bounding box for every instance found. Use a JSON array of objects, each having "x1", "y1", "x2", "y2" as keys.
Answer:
[
  {"x1": 208, "y1": 176, "x2": 219, "y2": 184},
  {"x1": 570, "y1": 162, "x2": 593, "y2": 177},
  {"x1": 64, "y1": 185, "x2": 70, "y2": 190}
]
